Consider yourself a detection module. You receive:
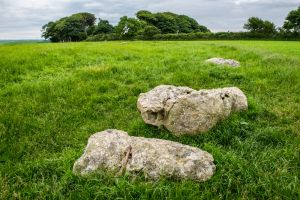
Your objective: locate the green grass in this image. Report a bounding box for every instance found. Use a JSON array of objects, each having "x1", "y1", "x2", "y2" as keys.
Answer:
[{"x1": 0, "y1": 41, "x2": 299, "y2": 199}]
